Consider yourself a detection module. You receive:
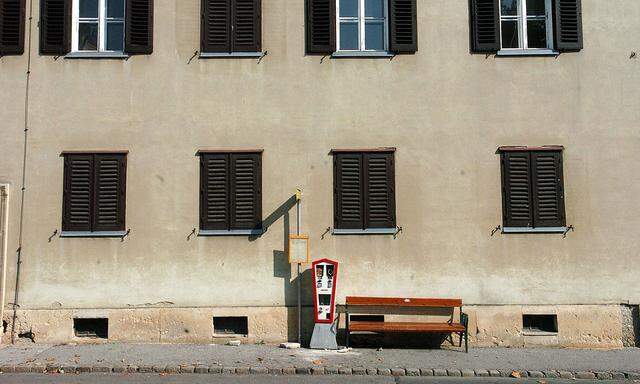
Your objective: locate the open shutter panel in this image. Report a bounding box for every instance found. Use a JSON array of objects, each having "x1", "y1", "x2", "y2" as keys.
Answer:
[
  {"x1": 230, "y1": 153, "x2": 261, "y2": 230},
  {"x1": 364, "y1": 153, "x2": 396, "y2": 229},
  {"x1": 202, "y1": 0, "x2": 231, "y2": 52},
  {"x1": 62, "y1": 155, "x2": 93, "y2": 232},
  {"x1": 531, "y1": 151, "x2": 566, "y2": 228},
  {"x1": 501, "y1": 152, "x2": 533, "y2": 228},
  {"x1": 305, "y1": 0, "x2": 335, "y2": 54},
  {"x1": 334, "y1": 154, "x2": 364, "y2": 230},
  {"x1": 469, "y1": 0, "x2": 499, "y2": 53},
  {"x1": 232, "y1": 0, "x2": 260, "y2": 52},
  {"x1": 388, "y1": 0, "x2": 417, "y2": 53},
  {"x1": 92, "y1": 155, "x2": 126, "y2": 232},
  {"x1": 125, "y1": 0, "x2": 154, "y2": 54},
  {"x1": 553, "y1": 0, "x2": 582, "y2": 51},
  {"x1": 0, "y1": 0, "x2": 26, "y2": 55},
  {"x1": 200, "y1": 154, "x2": 230, "y2": 230},
  {"x1": 40, "y1": 0, "x2": 71, "y2": 55}
]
